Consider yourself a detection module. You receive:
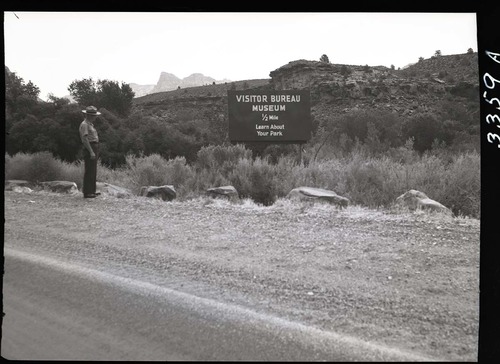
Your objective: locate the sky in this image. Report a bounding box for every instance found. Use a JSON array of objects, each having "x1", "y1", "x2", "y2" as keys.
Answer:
[{"x1": 4, "y1": 12, "x2": 478, "y2": 100}]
